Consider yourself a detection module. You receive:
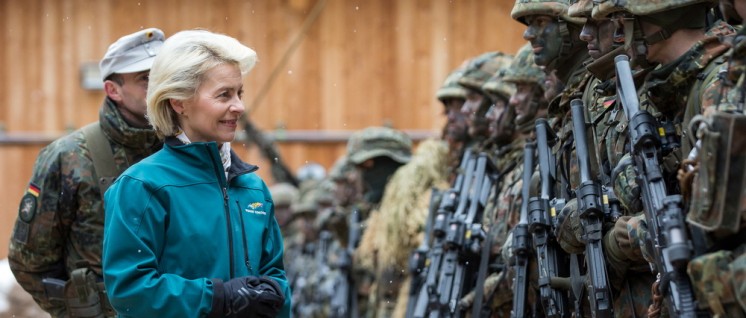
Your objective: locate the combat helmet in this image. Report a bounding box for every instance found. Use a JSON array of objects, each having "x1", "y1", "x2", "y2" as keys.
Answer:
[
  {"x1": 436, "y1": 66, "x2": 468, "y2": 103},
  {"x1": 511, "y1": 0, "x2": 586, "y2": 25},
  {"x1": 269, "y1": 182, "x2": 299, "y2": 208},
  {"x1": 458, "y1": 52, "x2": 514, "y2": 94},
  {"x1": 291, "y1": 179, "x2": 335, "y2": 215},
  {"x1": 482, "y1": 72, "x2": 517, "y2": 103},
  {"x1": 347, "y1": 126, "x2": 412, "y2": 165},
  {"x1": 592, "y1": 0, "x2": 714, "y2": 33},
  {"x1": 329, "y1": 155, "x2": 354, "y2": 182},
  {"x1": 501, "y1": 42, "x2": 545, "y2": 87},
  {"x1": 567, "y1": 0, "x2": 593, "y2": 18}
]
